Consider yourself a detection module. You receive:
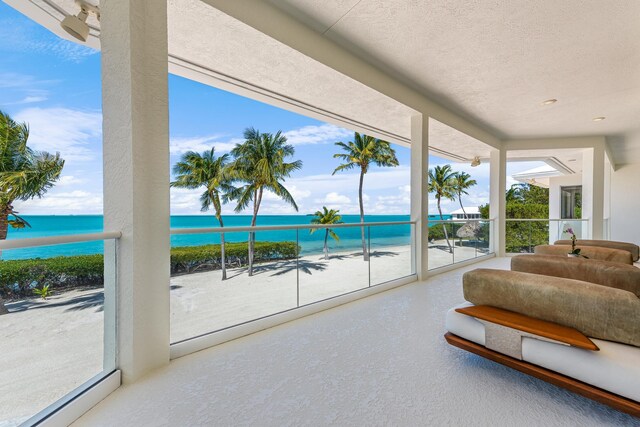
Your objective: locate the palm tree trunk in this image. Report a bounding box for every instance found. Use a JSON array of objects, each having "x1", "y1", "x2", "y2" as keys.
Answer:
[
  {"x1": 437, "y1": 198, "x2": 452, "y2": 252},
  {"x1": 217, "y1": 214, "x2": 227, "y2": 281},
  {"x1": 0, "y1": 210, "x2": 9, "y2": 315},
  {"x1": 458, "y1": 191, "x2": 468, "y2": 220},
  {"x1": 248, "y1": 188, "x2": 263, "y2": 276},
  {"x1": 324, "y1": 229, "x2": 329, "y2": 260},
  {"x1": 358, "y1": 169, "x2": 369, "y2": 261}
]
